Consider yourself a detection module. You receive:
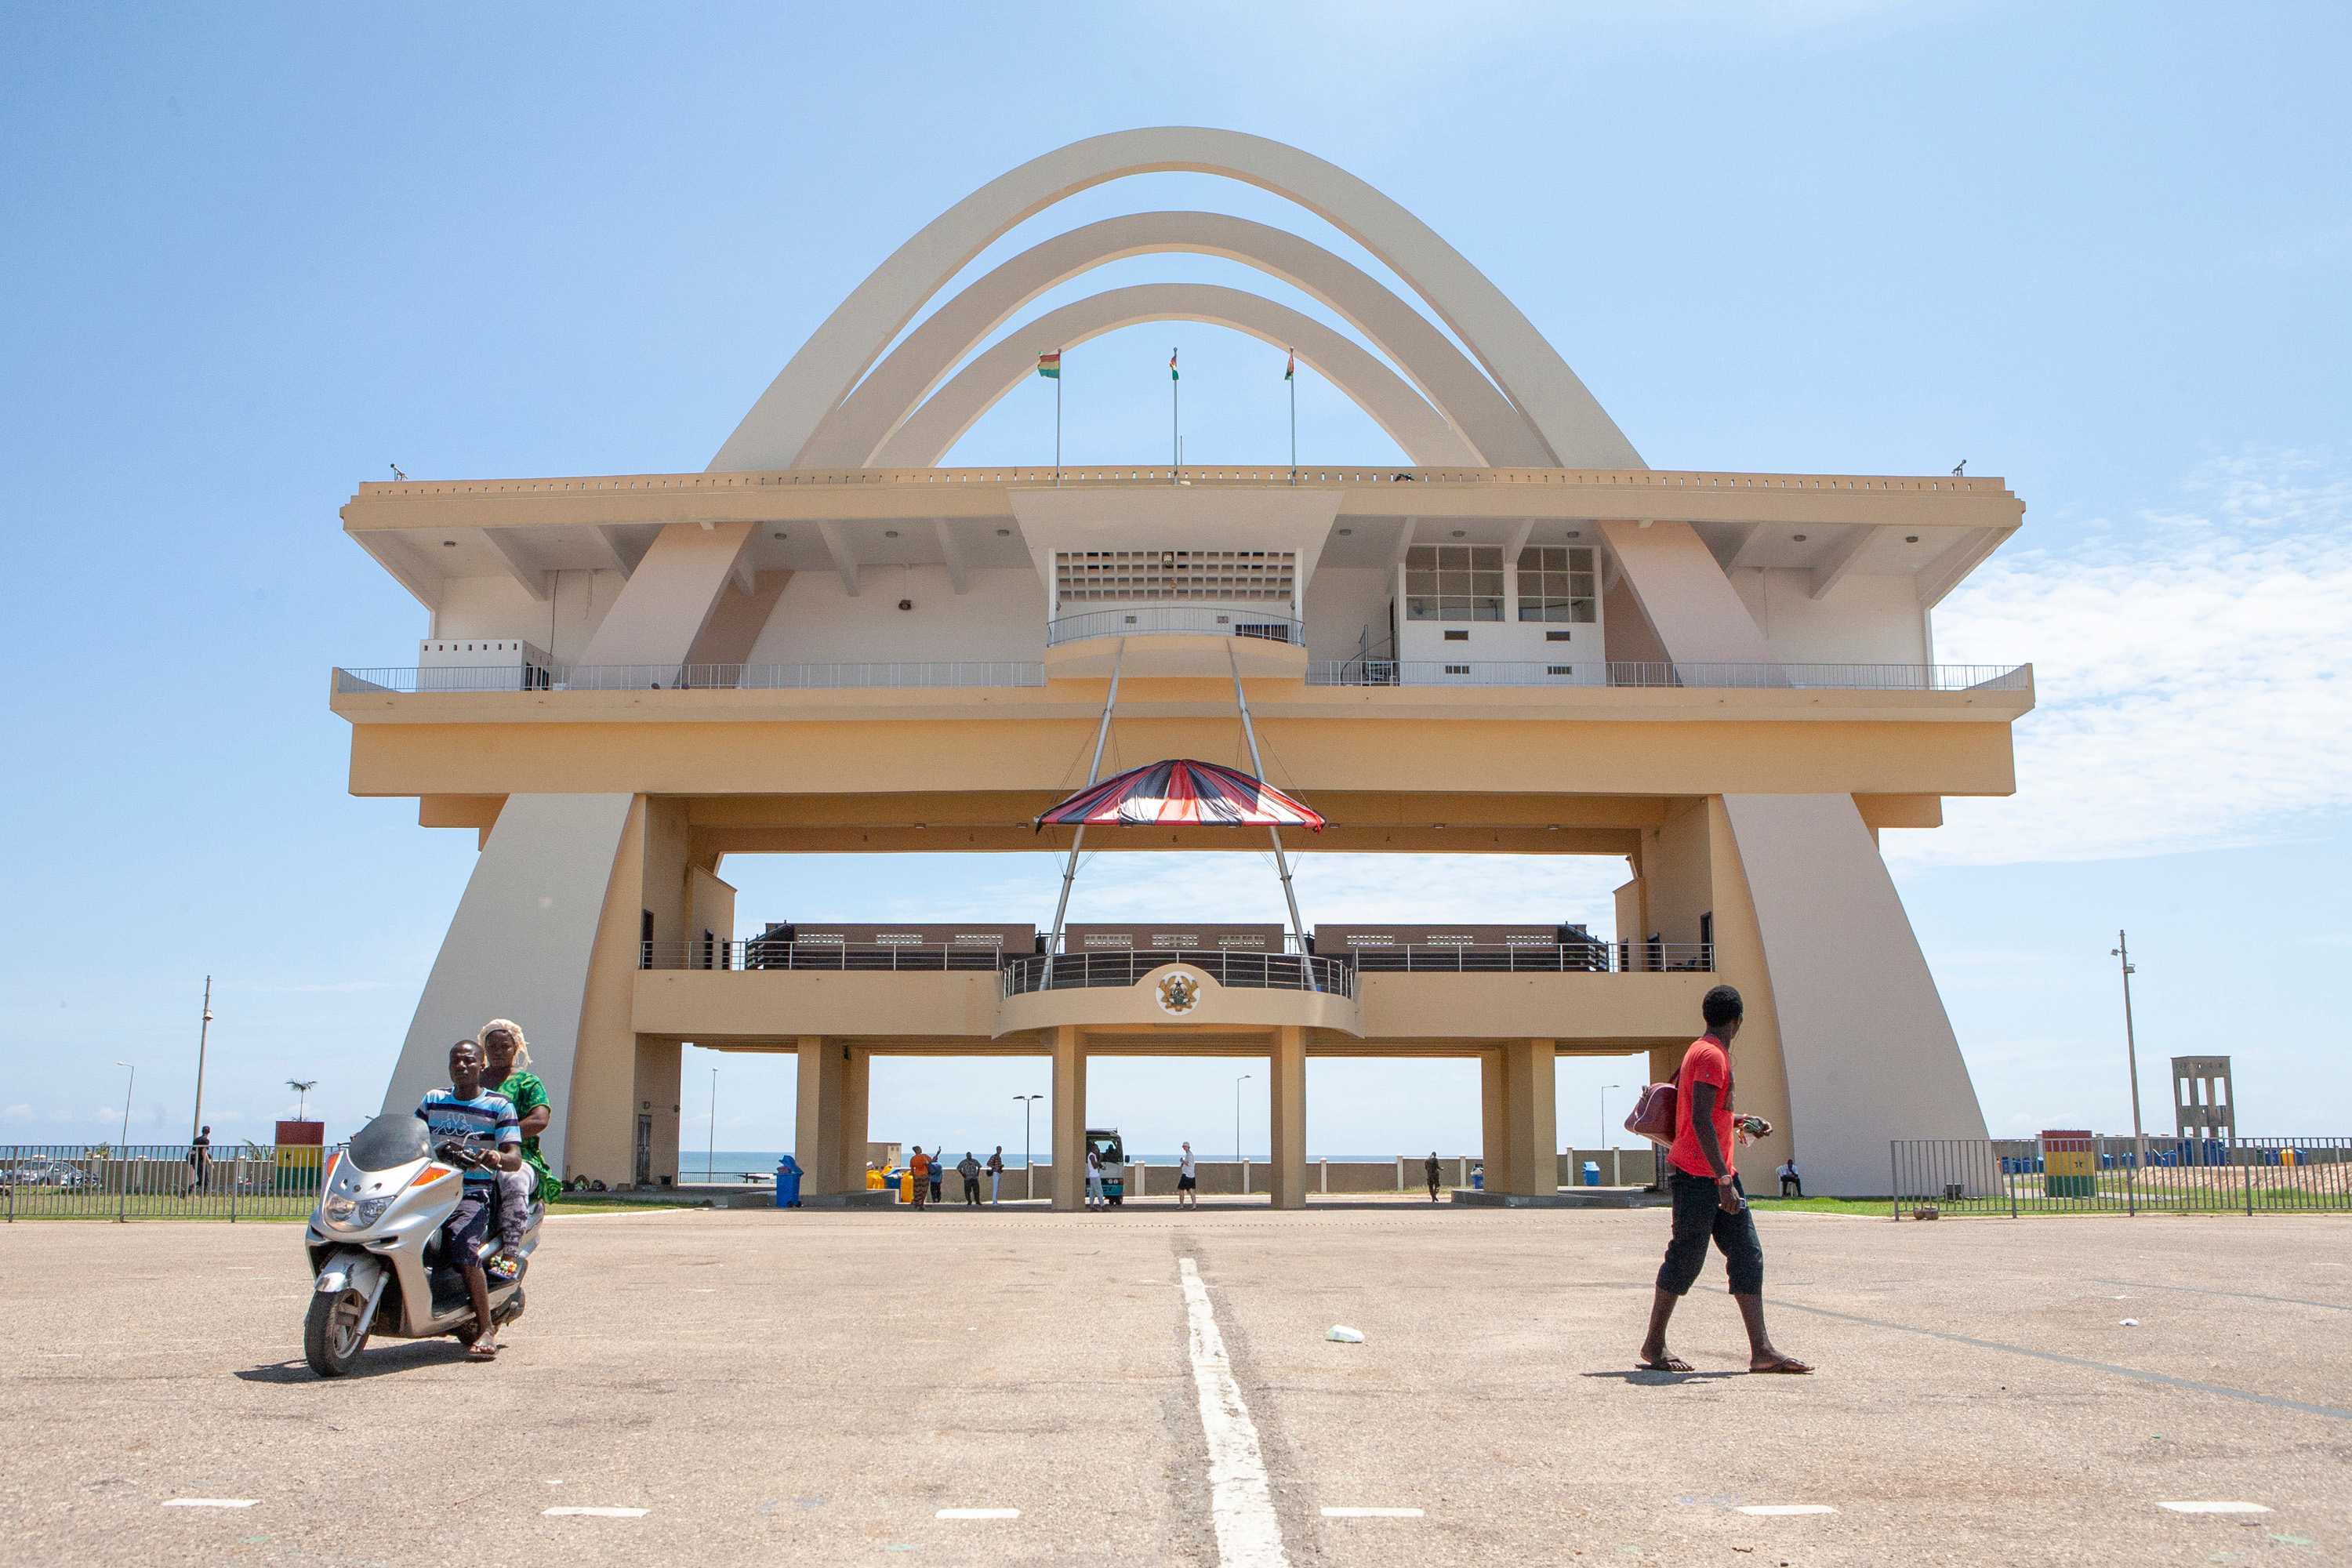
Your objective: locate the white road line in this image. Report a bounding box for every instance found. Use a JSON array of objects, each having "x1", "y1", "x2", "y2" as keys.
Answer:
[
  {"x1": 2158, "y1": 1501, "x2": 2270, "y2": 1514},
  {"x1": 543, "y1": 1507, "x2": 649, "y2": 1518},
  {"x1": 163, "y1": 1499, "x2": 257, "y2": 1509},
  {"x1": 1738, "y1": 1504, "x2": 1838, "y2": 1516},
  {"x1": 1178, "y1": 1257, "x2": 1290, "y2": 1567},
  {"x1": 936, "y1": 1508, "x2": 1020, "y2": 1519},
  {"x1": 1321, "y1": 1507, "x2": 1424, "y2": 1519}
]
